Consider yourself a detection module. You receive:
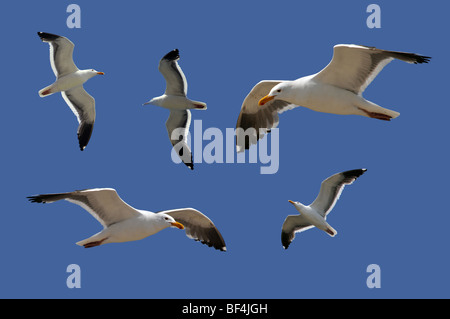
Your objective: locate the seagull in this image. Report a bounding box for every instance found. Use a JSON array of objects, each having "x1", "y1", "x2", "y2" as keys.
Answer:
[
  {"x1": 37, "y1": 32, "x2": 104, "y2": 151},
  {"x1": 143, "y1": 49, "x2": 207, "y2": 170},
  {"x1": 236, "y1": 44, "x2": 431, "y2": 152},
  {"x1": 281, "y1": 169, "x2": 367, "y2": 249},
  {"x1": 27, "y1": 188, "x2": 226, "y2": 251}
]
